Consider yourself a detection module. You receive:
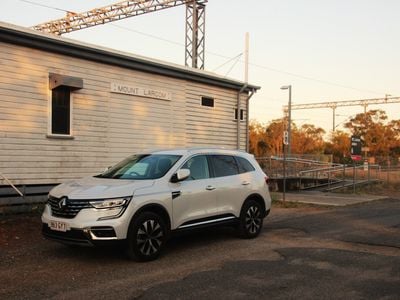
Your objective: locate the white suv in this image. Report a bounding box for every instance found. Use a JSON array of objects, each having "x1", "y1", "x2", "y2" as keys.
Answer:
[{"x1": 42, "y1": 148, "x2": 271, "y2": 261}]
